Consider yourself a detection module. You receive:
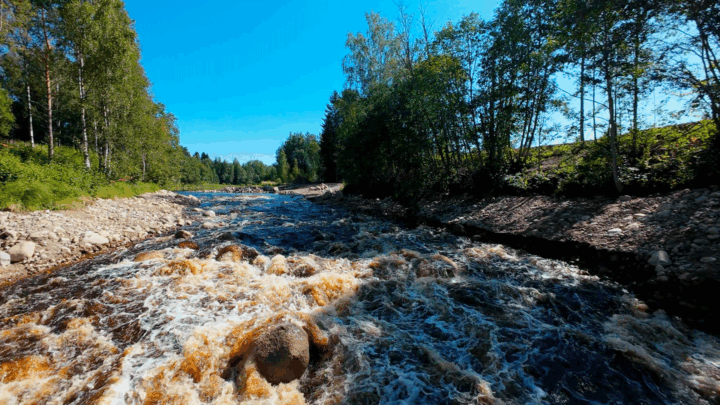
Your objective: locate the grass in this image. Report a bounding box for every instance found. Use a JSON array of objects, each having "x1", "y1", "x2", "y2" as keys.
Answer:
[
  {"x1": 0, "y1": 141, "x2": 163, "y2": 211},
  {"x1": 504, "y1": 120, "x2": 717, "y2": 196}
]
